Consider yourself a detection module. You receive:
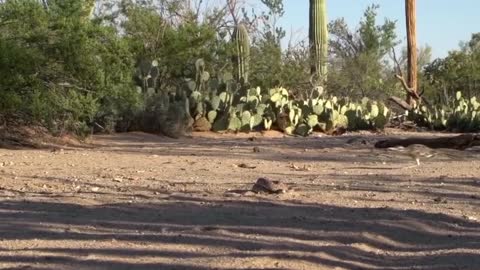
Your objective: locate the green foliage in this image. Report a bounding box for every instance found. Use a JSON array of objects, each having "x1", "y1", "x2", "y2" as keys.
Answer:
[
  {"x1": 328, "y1": 4, "x2": 400, "y2": 99},
  {"x1": 0, "y1": 0, "x2": 137, "y2": 135},
  {"x1": 242, "y1": 0, "x2": 290, "y2": 91},
  {"x1": 124, "y1": 3, "x2": 220, "y2": 97},
  {"x1": 424, "y1": 33, "x2": 480, "y2": 104}
]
